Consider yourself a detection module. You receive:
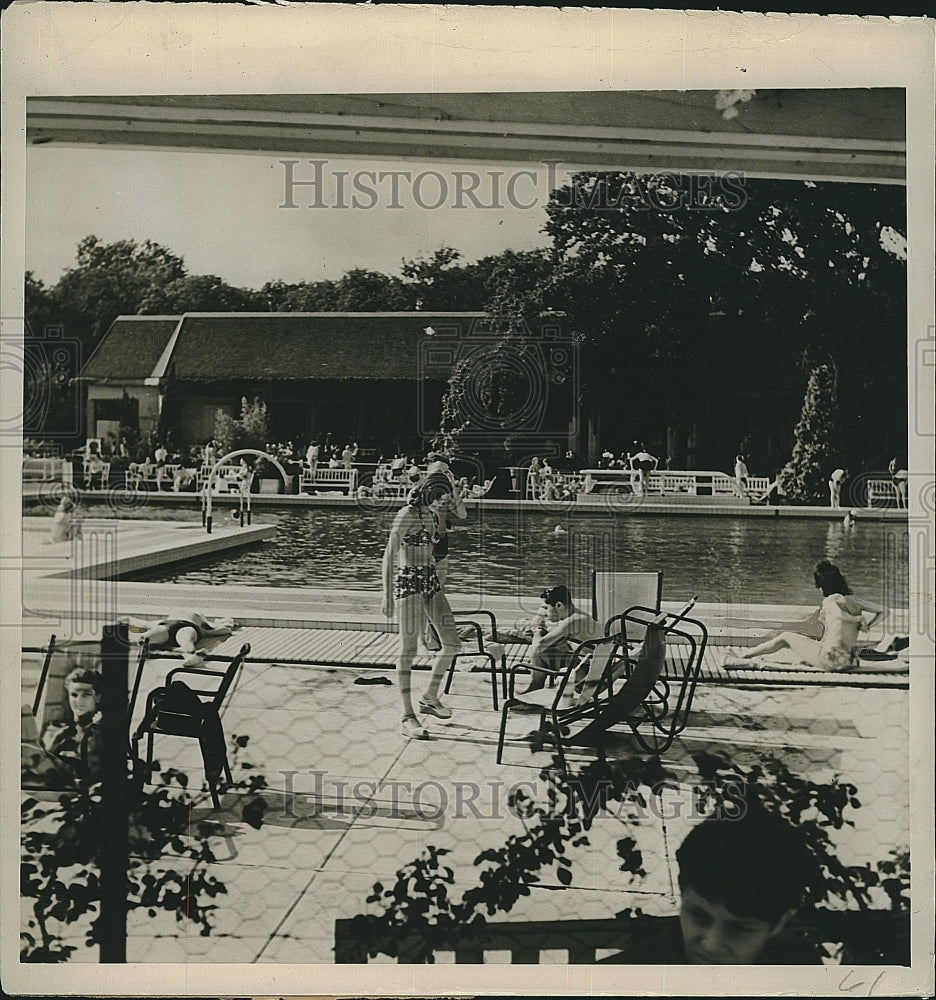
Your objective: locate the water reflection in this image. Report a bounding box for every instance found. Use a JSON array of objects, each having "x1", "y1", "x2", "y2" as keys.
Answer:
[{"x1": 129, "y1": 506, "x2": 909, "y2": 609}]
